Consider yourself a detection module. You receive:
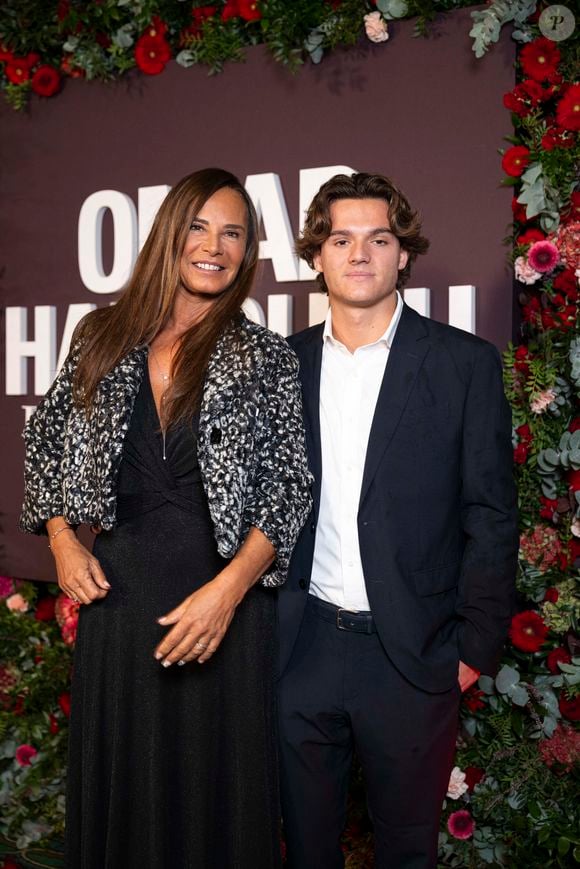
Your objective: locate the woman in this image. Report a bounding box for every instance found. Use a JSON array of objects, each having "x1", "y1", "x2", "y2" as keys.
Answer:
[{"x1": 20, "y1": 168, "x2": 312, "y2": 869}]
